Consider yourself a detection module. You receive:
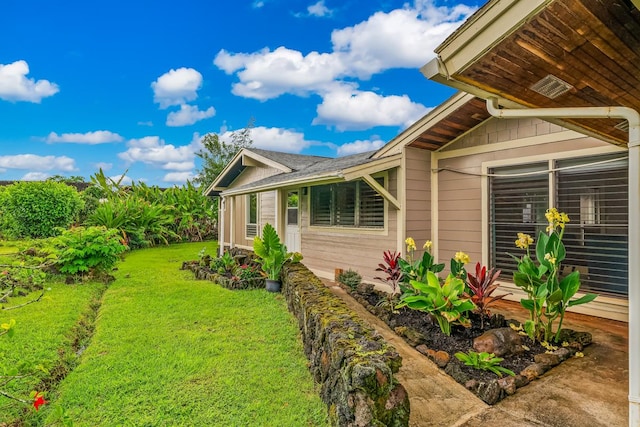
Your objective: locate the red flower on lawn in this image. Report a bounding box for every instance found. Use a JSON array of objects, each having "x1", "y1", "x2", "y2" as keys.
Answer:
[{"x1": 33, "y1": 394, "x2": 47, "y2": 411}]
